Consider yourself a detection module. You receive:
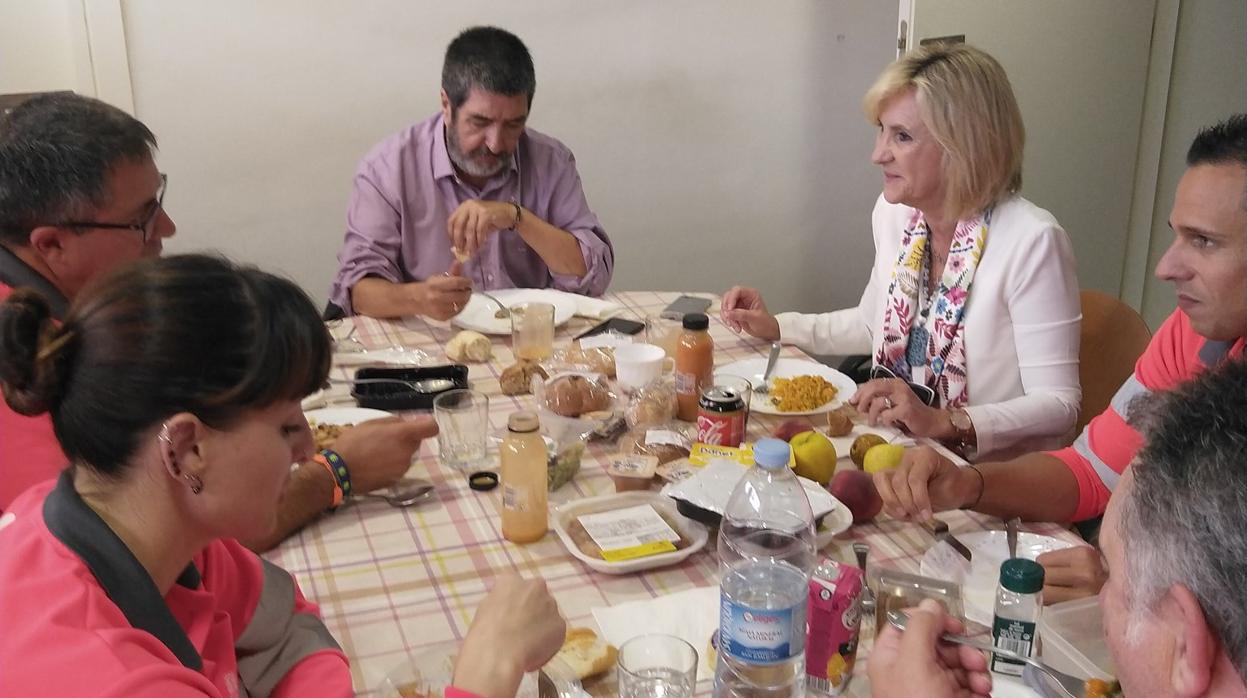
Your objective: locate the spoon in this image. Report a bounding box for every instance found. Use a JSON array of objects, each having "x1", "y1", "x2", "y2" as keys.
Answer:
[
  {"x1": 329, "y1": 377, "x2": 454, "y2": 393},
  {"x1": 477, "y1": 291, "x2": 511, "y2": 319},
  {"x1": 357, "y1": 479, "x2": 436, "y2": 507},
  {"x1": 853, "y1": 542, "x2": 877, "y2": 619},
  {"x1": 754, "y1": 342, "x2": 782, "y2": 395},
  {"x1": 1006, "y1": 517, "x2": 1021, "y2": 558},
  {"x1": 887, "y1": 609, "x2": 1085, "y2": 698}
]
